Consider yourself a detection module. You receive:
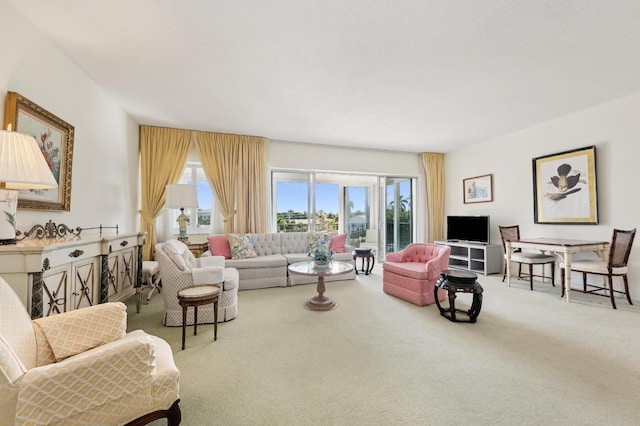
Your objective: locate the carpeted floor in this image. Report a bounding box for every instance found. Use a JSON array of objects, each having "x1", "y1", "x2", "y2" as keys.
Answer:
[{"x1": 126, "y1": 266, "x2": 640, "y2": 425}]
